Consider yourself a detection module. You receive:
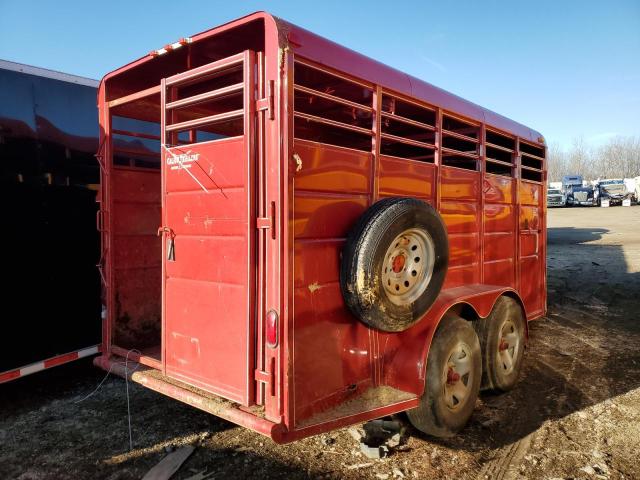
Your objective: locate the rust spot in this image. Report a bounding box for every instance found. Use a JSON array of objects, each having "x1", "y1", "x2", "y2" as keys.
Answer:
[{"x1": 392, "y1": 254, "x2": 406, "y2": 273}]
